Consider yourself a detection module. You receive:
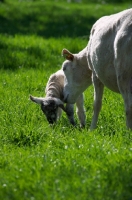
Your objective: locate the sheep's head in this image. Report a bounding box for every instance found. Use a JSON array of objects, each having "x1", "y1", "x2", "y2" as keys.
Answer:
[
  {"x1": 30, "y1": 95, "x2": 66, "y2": 124},
  {"x1": 62, "y1": 48, "x2": 92, "y2": 104}
]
